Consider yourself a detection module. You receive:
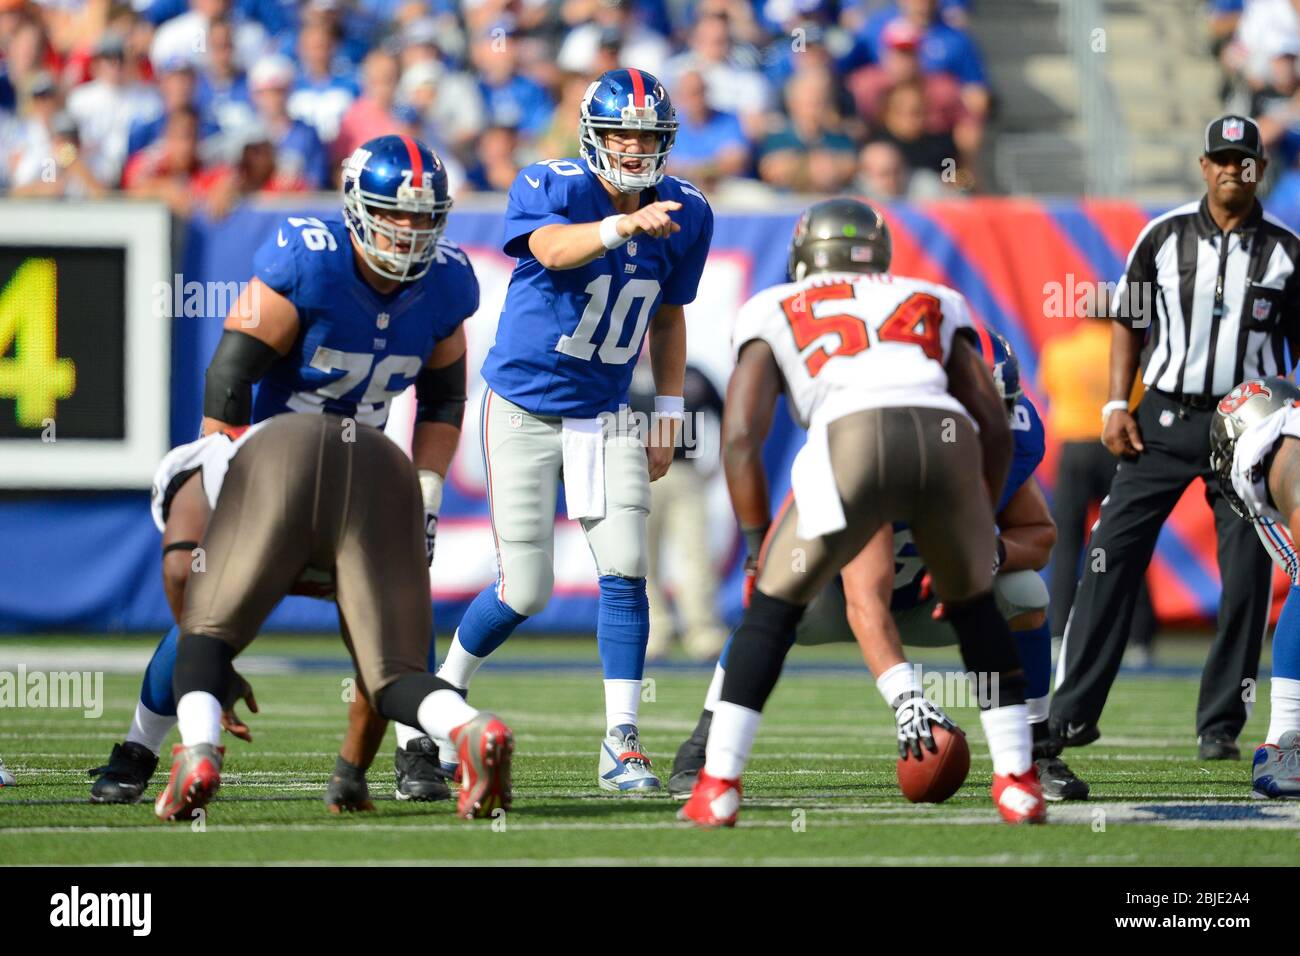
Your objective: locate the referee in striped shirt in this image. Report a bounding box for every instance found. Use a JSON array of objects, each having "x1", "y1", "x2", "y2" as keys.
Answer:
[{"x1": 1048, "y1": 115, "x2": 1300, "y2": 780}]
